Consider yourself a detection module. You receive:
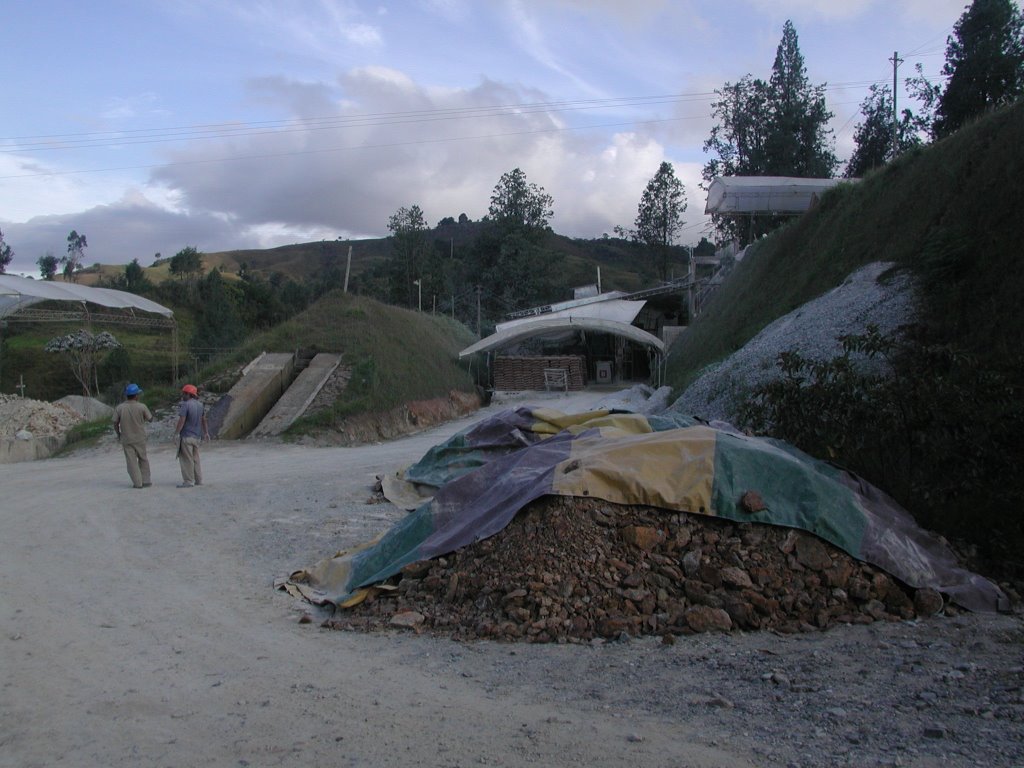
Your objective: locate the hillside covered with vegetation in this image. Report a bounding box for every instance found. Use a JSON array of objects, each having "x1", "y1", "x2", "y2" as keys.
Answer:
[{"x1": 665, "y1": 100, "x2": 1024, "y2": 580}]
